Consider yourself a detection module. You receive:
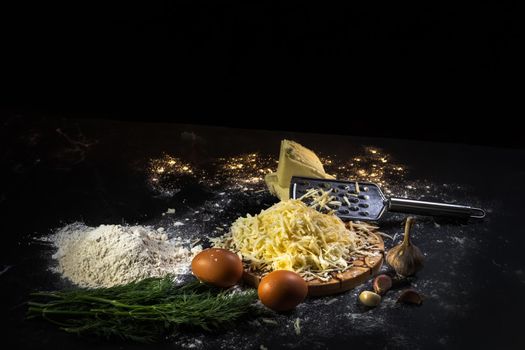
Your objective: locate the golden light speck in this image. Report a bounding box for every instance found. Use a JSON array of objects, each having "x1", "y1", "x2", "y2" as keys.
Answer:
[
  {"x1": 322, "y1": 146, "x2": 407, "y2": 193},
  {"x1": 243, "y1": 176, "x2": 263, "y2": 184},
  {"x1": 216, "y1": 153, "x2": 277, "y2": 189},
  {"x1": 147, "y1": 154, "x2": 197, "y2": 195}
]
